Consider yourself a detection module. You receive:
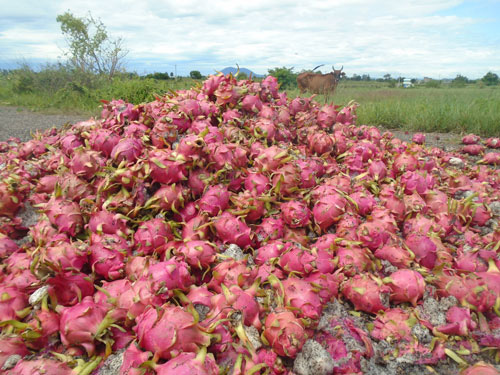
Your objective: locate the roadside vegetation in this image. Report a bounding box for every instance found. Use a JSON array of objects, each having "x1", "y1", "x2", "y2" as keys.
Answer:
[
  {"x1": 1, "y1": 10, "x2": 498, "y2": 135},
  {"x1": 2, "y1": 65, "x2": 499, "y2": 136}
]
